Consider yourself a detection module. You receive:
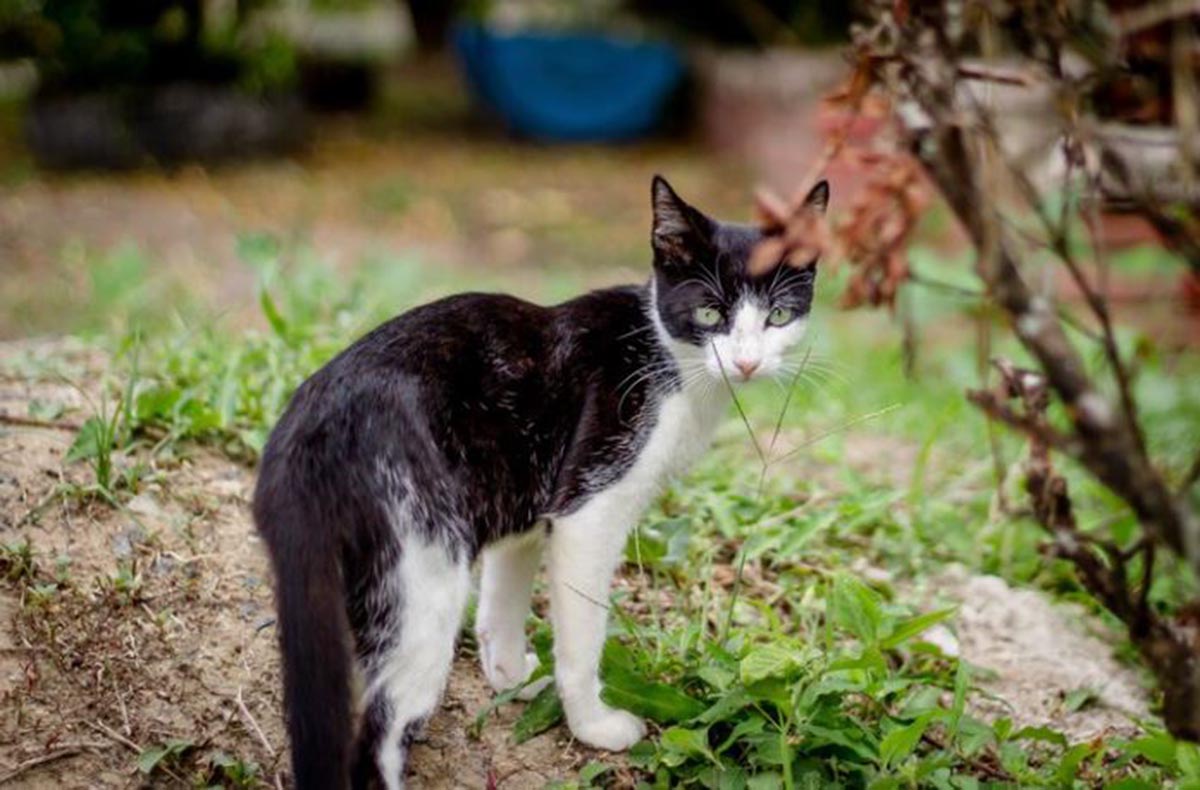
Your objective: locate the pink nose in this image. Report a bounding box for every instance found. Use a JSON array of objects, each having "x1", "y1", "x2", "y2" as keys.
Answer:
[{"x1": 734, "y1": 359, "x2": 760, "y2": 379}]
